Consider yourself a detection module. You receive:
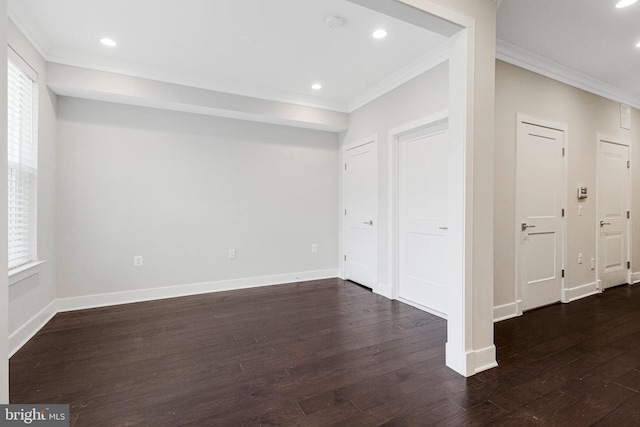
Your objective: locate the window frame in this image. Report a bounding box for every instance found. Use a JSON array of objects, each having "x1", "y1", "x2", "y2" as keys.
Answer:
[{"x1": 7, "y1": 47, "x2": 39, "y2": 274}]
